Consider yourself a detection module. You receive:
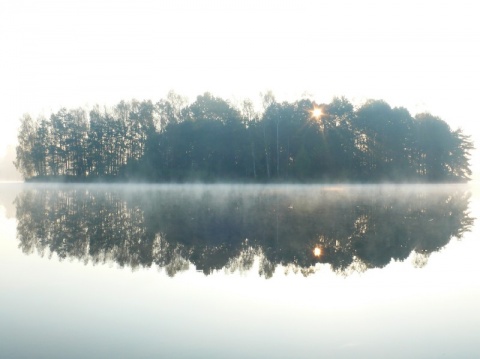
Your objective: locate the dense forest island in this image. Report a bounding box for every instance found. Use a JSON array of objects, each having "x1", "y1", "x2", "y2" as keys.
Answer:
[{"x1": 15, "y1": 92, "x2": 473, "y2": 183}]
